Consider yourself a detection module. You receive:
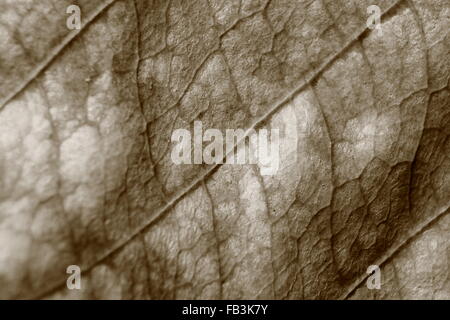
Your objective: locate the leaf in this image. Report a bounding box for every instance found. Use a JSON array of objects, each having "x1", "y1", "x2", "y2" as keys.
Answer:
[
  {"x1": 348, "y1": 207, "x2": 450, "y2": 299},
  {"x1": 0, "y1": 0, "x2": 448, "y2": 299}
]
